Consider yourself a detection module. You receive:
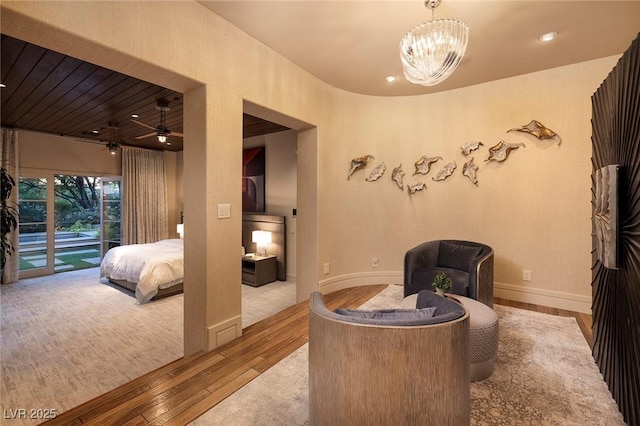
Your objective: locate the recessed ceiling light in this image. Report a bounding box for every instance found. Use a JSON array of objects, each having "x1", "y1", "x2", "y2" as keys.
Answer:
[
  {"x1": 385, "y1": 75, "x2": 397, "y2": 83},
  {"x1": 91, "y1": 130, "x2": 99, "y2": 134},
  {"x1": 131, "y1": 114, "x2": 139, "y2": 118},
  {"x1": 539, "y1": 32, "x2": 558, "y2": 42},
  {"x1": 0, "y1": 83, "x2": 6, "y2": 88}
]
